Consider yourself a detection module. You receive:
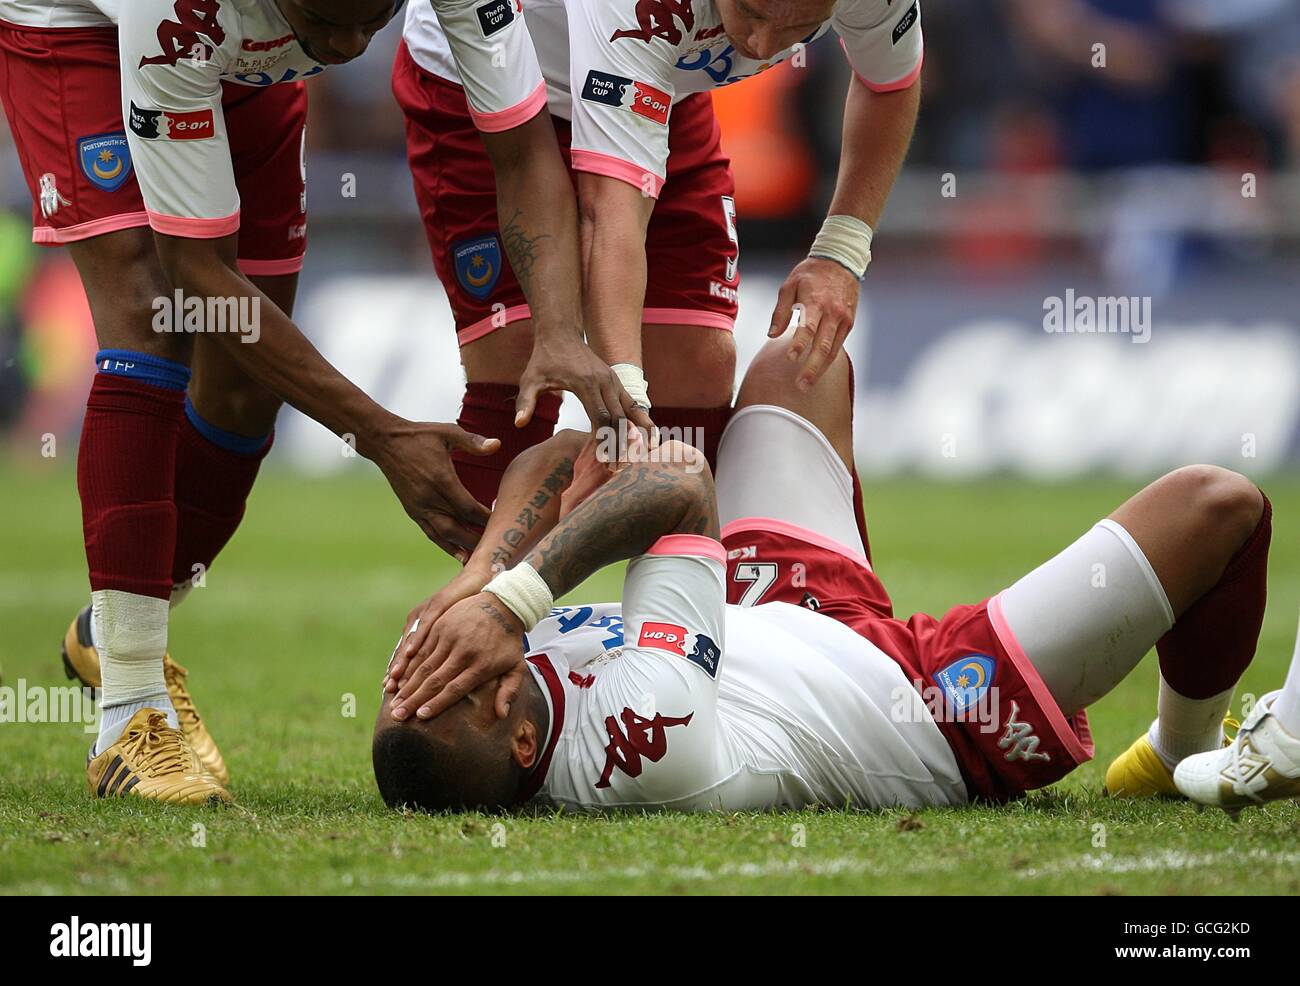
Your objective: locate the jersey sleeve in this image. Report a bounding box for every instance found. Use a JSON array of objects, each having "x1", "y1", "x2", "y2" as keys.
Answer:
[
  {"x1": 585, "y1": 535, "x2": 728, "y2": 805},
  {"x1": 432, "y1": 0, "x2": 547, "y2": 132},
  {"x1": 565, "y1": 0, "x2": 677, "y2": 197},
  {"x1": 119, "y1": 0, "x2": 240, "y2": 237},
  {"x1": 833, "y1": 0, "x2": 924, "y2": 93}
]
